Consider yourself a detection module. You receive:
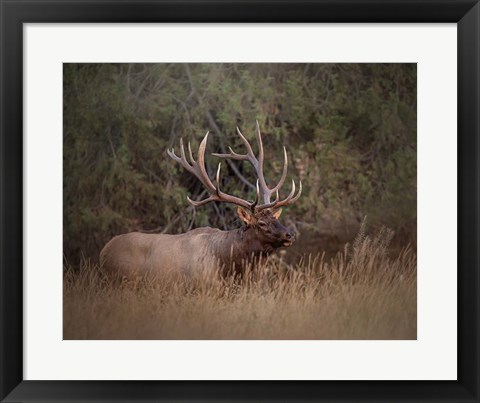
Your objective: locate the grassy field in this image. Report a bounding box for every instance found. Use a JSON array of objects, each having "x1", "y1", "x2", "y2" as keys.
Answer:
[{"x1": 63, "y1": 226, "x2": 416, "y2": 340}]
